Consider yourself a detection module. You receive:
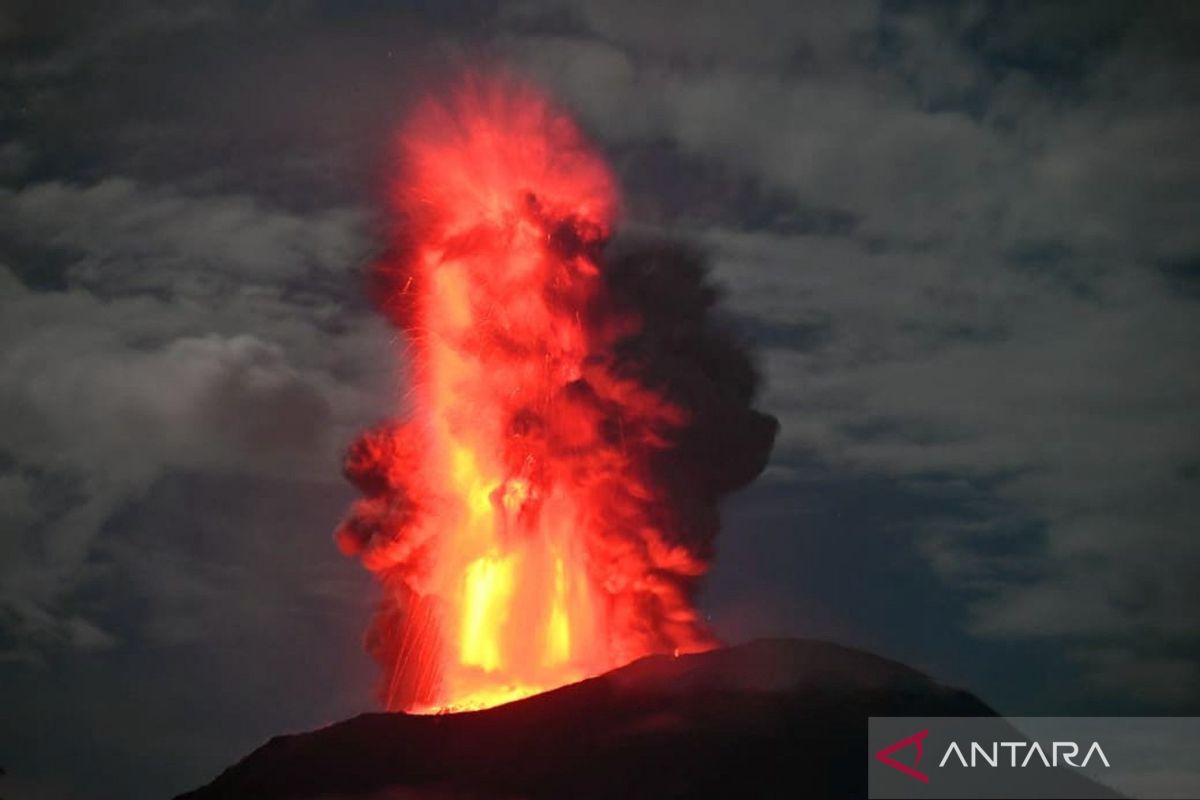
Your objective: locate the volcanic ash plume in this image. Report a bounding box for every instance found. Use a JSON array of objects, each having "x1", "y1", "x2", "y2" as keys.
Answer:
[{"x1": 335, "y1": 75, "x2": 778, "y2": 712}]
